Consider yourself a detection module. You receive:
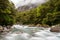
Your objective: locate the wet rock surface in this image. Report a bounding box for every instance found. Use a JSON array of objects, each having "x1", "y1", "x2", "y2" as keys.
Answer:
[
  {"x1": 0, "y1": 26, "x2": 4, "y2": 33},
  {"x1": 0, "y1": 25, "x2": 12, "y2": 34},
  {"x1": 0, "y1": 25, "x2": 60, "y2": 40},
  {"x1": 50, "y1": 24, "x2": 60, "y2": 32},
  {"x1": 28, "y1": 24, "x2": 50, "y2": 28}
]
